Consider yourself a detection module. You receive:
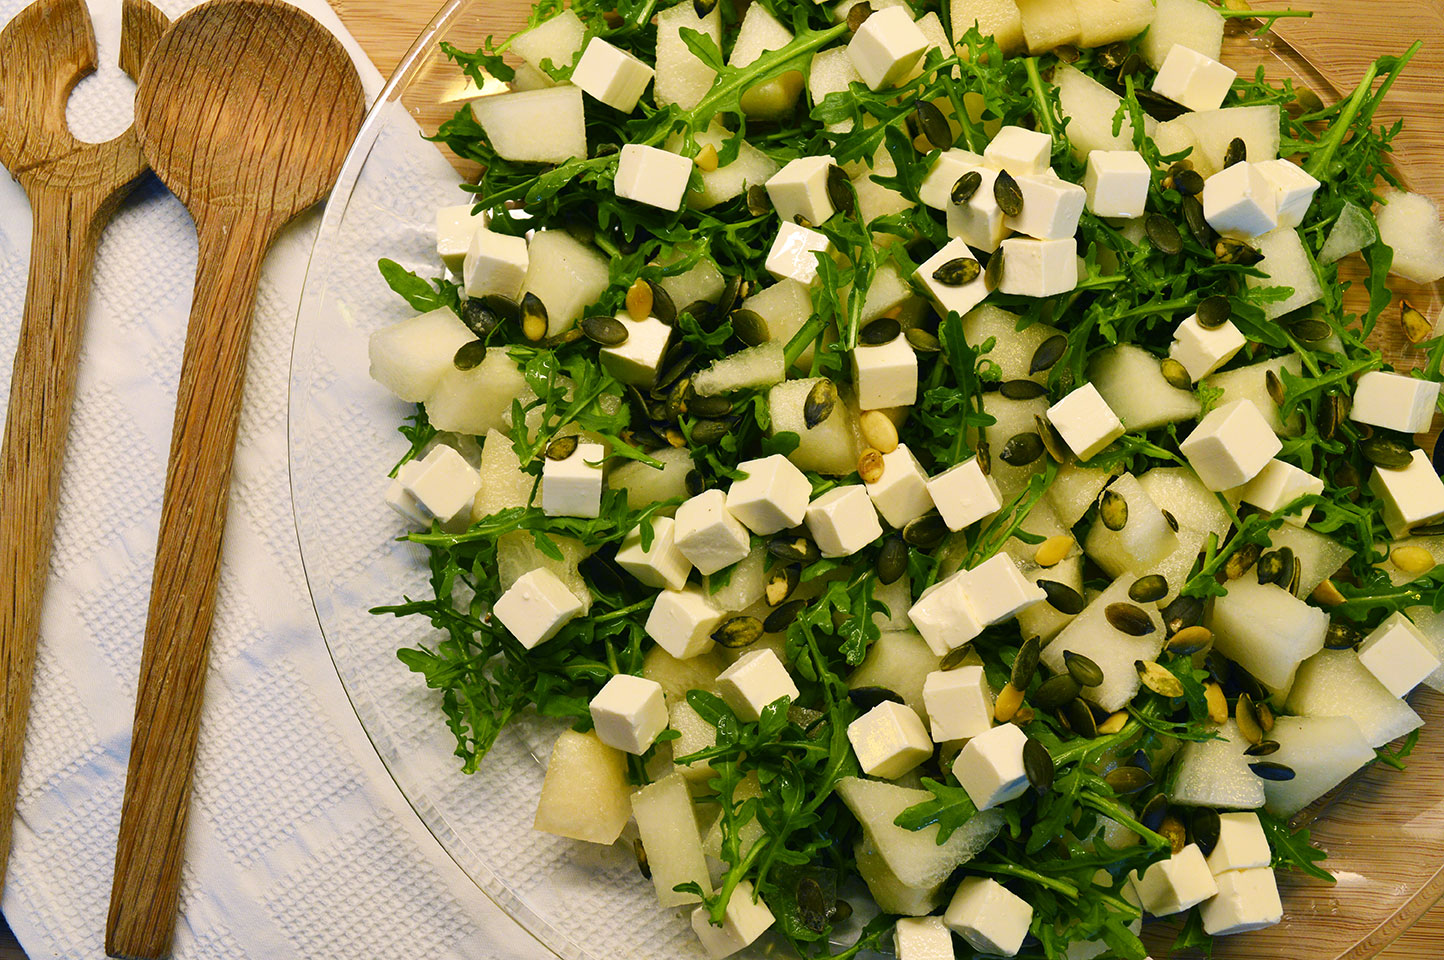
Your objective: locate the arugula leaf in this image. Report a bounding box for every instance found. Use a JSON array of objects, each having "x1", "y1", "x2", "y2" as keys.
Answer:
[
  {"x1": 1257, "y1": 810, "x2": 1336, "y2": 884},
  {"x1": 377, "y1": 258, "x2": 461, "y2": 314}
]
